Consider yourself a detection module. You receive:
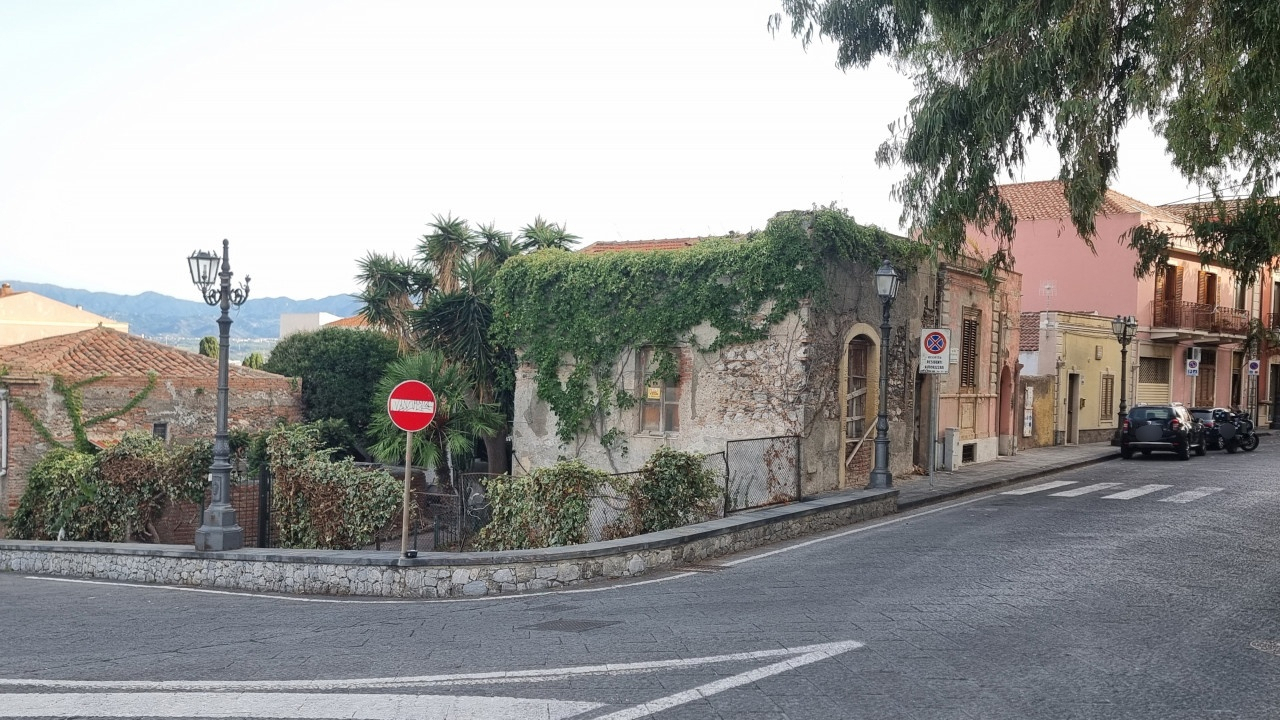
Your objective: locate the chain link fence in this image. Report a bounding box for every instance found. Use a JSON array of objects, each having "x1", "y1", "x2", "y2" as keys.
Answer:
[{"x1": 724, "y1": 436, "x2": 801, "y2": 513}]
